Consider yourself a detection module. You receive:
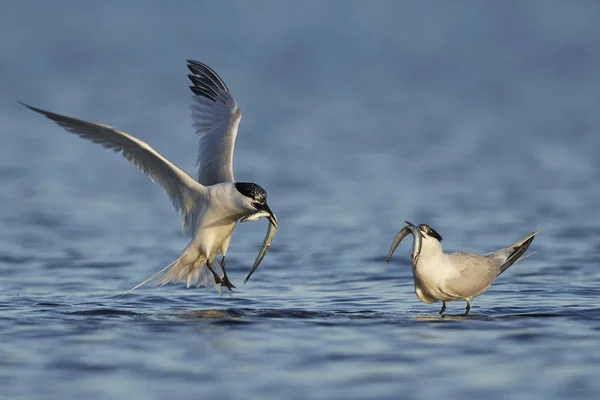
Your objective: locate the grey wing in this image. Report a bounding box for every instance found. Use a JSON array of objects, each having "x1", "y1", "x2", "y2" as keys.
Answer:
[
  {"x1": 443, "y1": 252, "x2": 501, "y2": 299},
  {"x1": 21, "y1": 103, "x2": 206, "y2": 237},
  {"x1": 187, "y1": 60, "x2": 242, "y2": 186}
]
